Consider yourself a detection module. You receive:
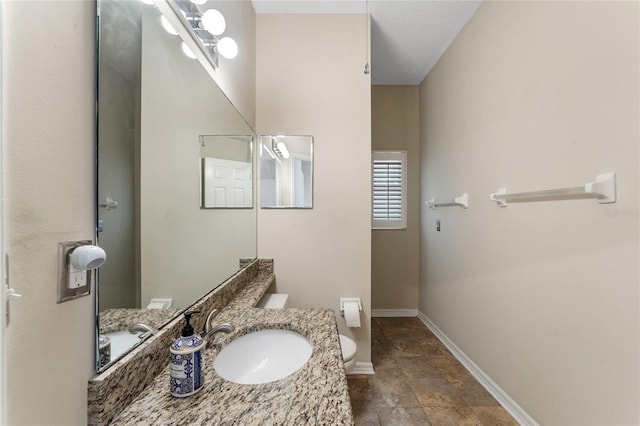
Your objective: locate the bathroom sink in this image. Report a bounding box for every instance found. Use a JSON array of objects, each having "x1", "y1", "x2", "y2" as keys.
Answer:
[
  {"x1": 213, "y1": 329, "x2": 313, "y2": 385},
  {"x1": 104, "y1": 330, "x2": 145, "y2": 360}
]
